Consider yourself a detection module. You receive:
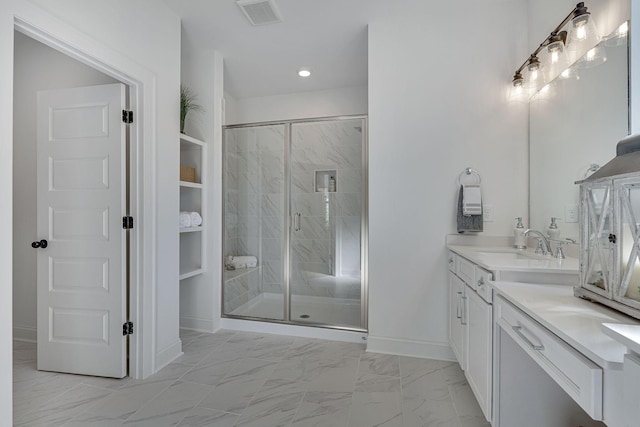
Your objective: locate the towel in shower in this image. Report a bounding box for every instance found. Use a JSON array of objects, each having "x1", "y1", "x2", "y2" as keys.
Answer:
[
  {"x1": 462, "y1": 185, "x2": 482, "y2": 216},
  {"x1": 230, "y1": 255, "x2": 258, "y2": 269},
  {"x1": 190, "y1": 211, "x2": 203, "y2": 227},
  {"x1": 179, "y1": 211, "x2": 192, "y2": 228},
  {"x1": 457, "y1": 186, "x2": 483, "y2": 233}
]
